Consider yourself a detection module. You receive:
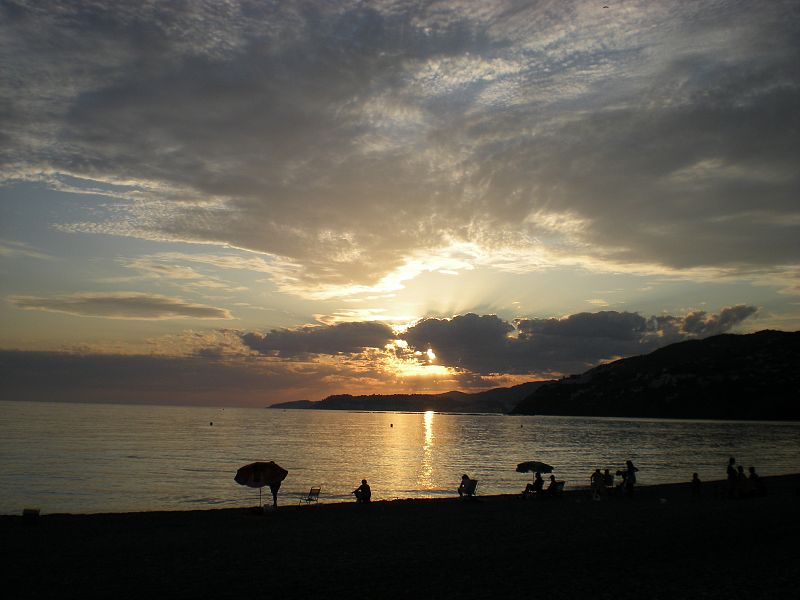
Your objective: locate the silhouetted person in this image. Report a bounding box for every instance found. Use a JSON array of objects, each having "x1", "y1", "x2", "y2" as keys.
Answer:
[
  {"x1": 603, "y1": 469, "x2": 614, "y2": 488},
  {"x1": 736, "y1": 464, "x2": 752, "y2": 497},
  {"x1": 726, "y1": 457, "x2": 737, "y2": 498},
  {"x1": 458, "y1": 474, "x2": 470, "y2": 497},
  {"x1": 691, "y1": 473, "x2": 702, "y2": 499},
  {"x1": 546, "y1": 474, "x2": 559, "y2": 495},
  {"x1": 616, "y1": 469, "x2": 628, "y2": 492},
  {"x1": 268, "y1": 482, "x2": 281, "y2": 508},
  {"x1": 353, "y1": 479, "x2": 371, "y2": 503},
  {"x1": 524, "y1": 472, "x2": 544, "y2": 497},
  {"x1": 624, "y1": 460, "x2": 638, "y2": 497},
  {"x1": 748, "y1": 467, "x2": 766, "y2": 497},
  {"x1": 590, "y1": 468, "x2": 604, "y2": 500}
]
